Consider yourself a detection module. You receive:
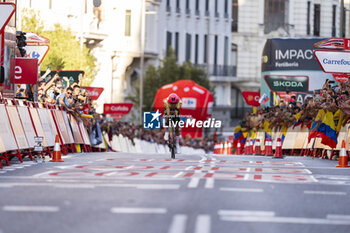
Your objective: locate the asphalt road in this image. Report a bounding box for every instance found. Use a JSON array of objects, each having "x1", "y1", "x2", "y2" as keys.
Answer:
[{"x1": 0, "y1": 152, "x2": 350, "y2": 233}]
